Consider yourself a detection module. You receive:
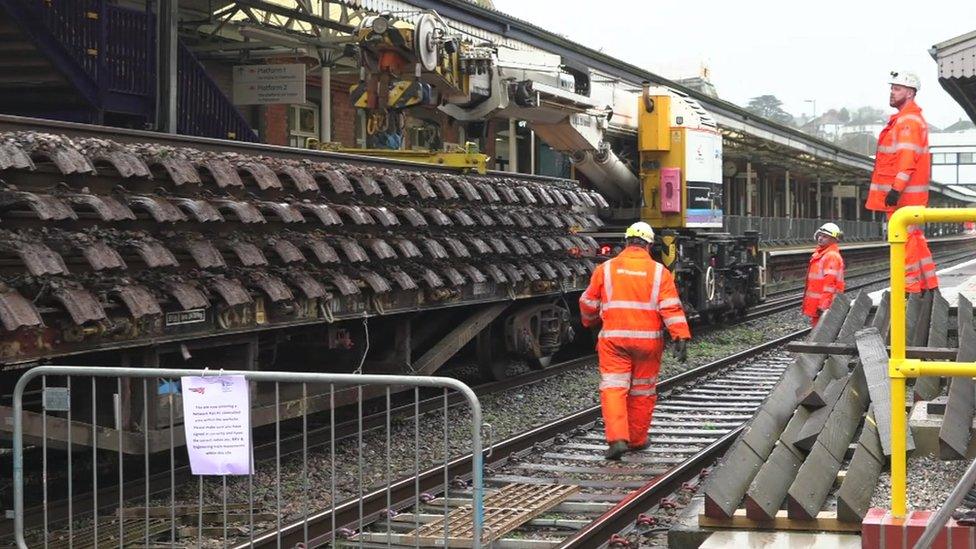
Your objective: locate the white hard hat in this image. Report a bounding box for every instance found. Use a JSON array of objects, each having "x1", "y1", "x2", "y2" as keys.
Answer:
[
  {"x1": 625, "y1": 221, "x2": 655, "y2": 243},
  {"x1": 815, "y1": 222, "x2": 842, "y2": 240},
  {"x1": 889, "y1": 70, "x2": 920, "y2": 91}
]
